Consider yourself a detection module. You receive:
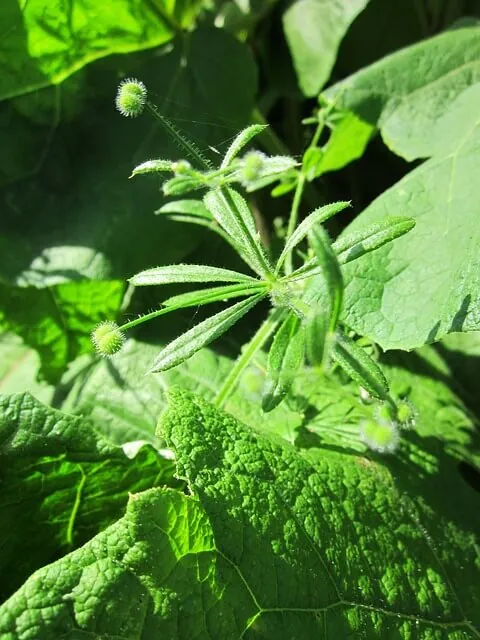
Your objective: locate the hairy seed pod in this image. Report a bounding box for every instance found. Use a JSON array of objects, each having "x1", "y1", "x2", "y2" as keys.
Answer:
[
  {"x1": 91, "y1": 321, "x2": 125, "y2": 357},
  {"x1": 115, "y1": 78, "x2": 147, "y2": 118},
  {"x1": 396, "y1": 399, "x2": 417, "y2": 429},
  {"x1": 360, "y1": 419, "x2": 399, "y2": 454}
]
